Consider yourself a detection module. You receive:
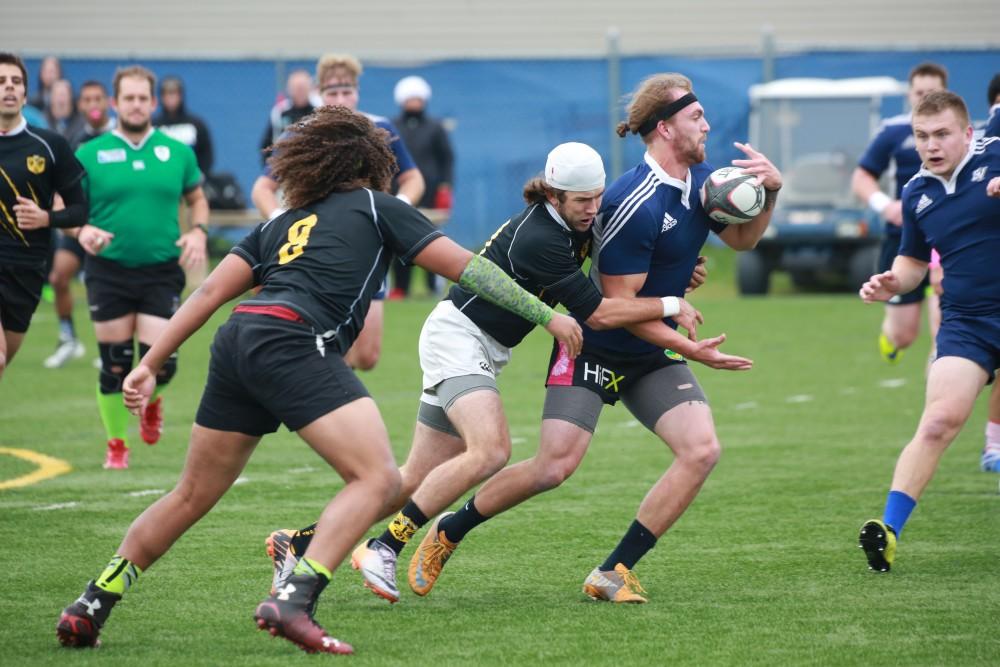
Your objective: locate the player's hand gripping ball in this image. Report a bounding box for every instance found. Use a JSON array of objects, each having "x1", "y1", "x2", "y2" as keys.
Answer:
[{"x1": 700, "y1": 167, "x2": 765, "y2": 224}]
